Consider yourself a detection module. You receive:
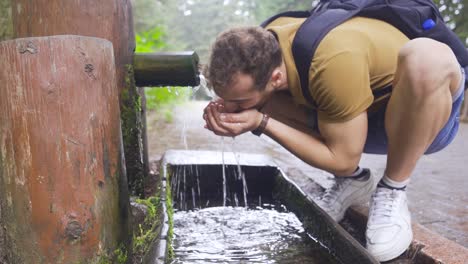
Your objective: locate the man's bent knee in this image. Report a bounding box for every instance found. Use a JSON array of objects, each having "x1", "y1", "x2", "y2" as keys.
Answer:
[{"x1": 396, "y1": 38, "x2": 460, "y2": 97}]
